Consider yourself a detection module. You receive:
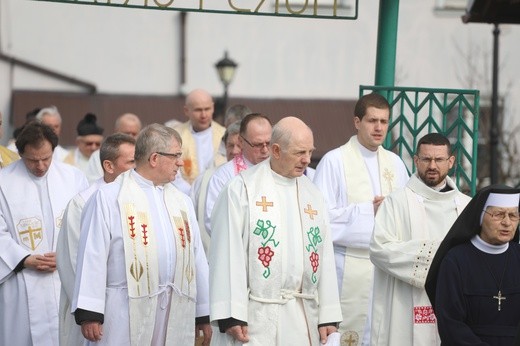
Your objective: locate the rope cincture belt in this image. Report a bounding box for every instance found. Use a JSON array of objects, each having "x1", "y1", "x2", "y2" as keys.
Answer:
[{"x1": 249, "y1": 289, "x2": 315, "y2": 305}]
